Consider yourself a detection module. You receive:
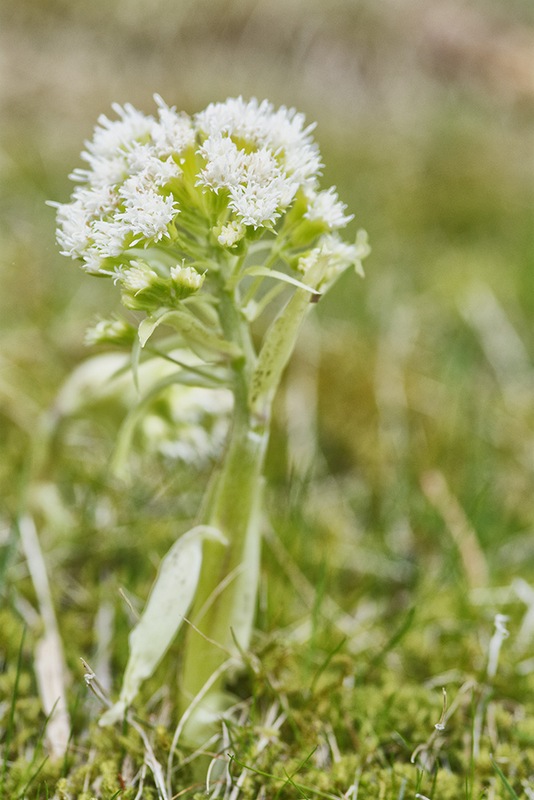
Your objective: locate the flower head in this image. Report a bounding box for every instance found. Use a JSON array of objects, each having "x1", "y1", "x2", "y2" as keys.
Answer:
[{"x1": 53, "y1": 95, "x2": 364, "y2": 312}]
